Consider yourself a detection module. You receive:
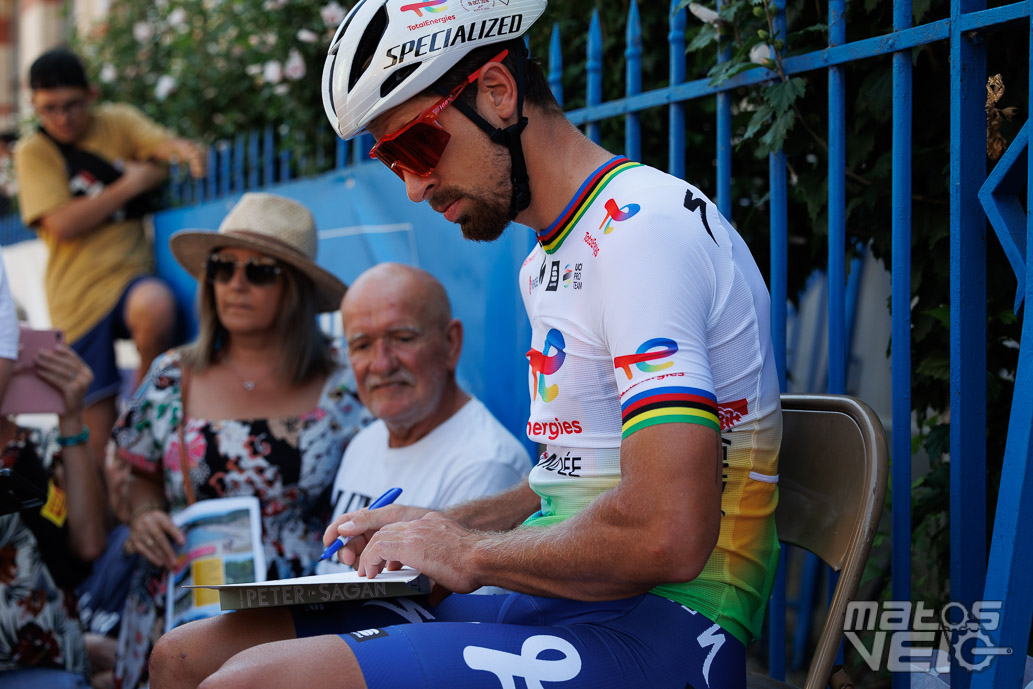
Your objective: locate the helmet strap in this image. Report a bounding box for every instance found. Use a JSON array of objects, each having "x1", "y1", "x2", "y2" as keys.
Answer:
[{"x1": 443, "y1": 46, "x2": 532, "y2": 219}]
